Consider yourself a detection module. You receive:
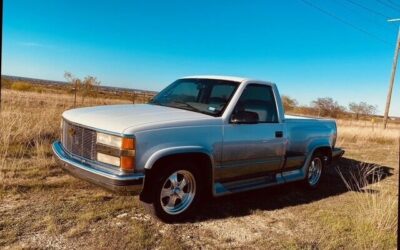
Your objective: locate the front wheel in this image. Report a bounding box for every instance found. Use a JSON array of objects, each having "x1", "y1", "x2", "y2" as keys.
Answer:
[{"x1": 142, "y1": 163, "x2": 202, "y2": 223}]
